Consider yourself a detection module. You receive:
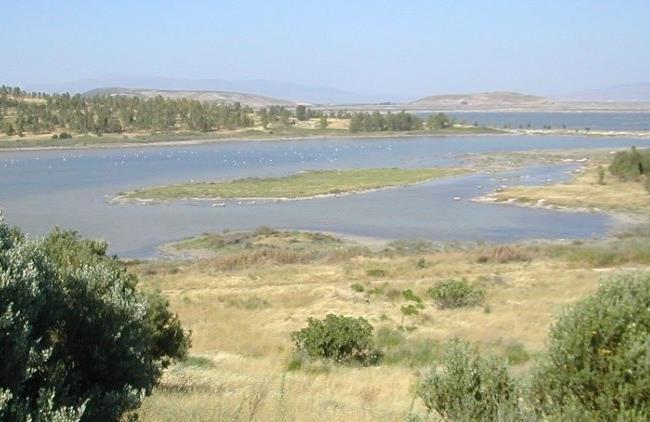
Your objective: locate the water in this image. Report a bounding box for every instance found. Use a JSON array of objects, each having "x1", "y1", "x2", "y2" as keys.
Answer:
[
  {"x1": 2, "y1": 134, "x2": 650, "y2": 257},
  {"x1": 417, "y1": 112, "x2": 650, "y2": 131}
]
